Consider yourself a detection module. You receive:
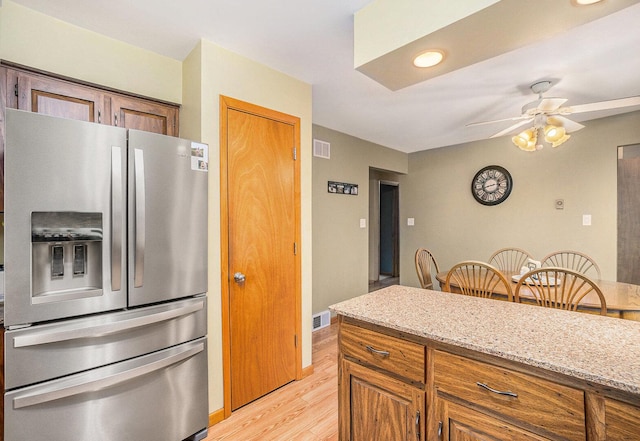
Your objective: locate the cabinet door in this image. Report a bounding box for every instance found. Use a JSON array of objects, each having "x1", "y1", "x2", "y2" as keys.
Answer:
[
  {"x1": 436, "y1": 400, "x2": 550, "y2": 441},
  {"x1": 10, "y1": 69, "x2": 107, "y2": 123},
  {"x1": 605, "y1": 398, "x2": 640, "y2": 440},
  {"x1": 110, "y1": 94, "x2": 178, "y2": 136},
  {"x1": 340, "y1": 359, "x2": 425, "y2": 441}
]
